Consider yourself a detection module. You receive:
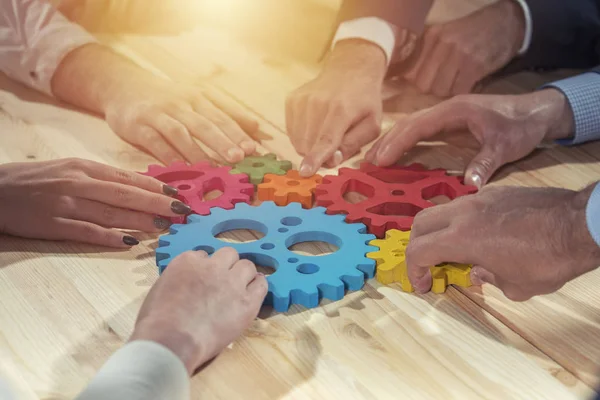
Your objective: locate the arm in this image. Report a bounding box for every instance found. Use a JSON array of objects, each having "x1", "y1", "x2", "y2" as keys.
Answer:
[
  {"x1": 75, "y1": 341, "x2": 190, "y2": 400},
  {"x1": 505, "y1": 0, "x2": 600, "y2": 71}
]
